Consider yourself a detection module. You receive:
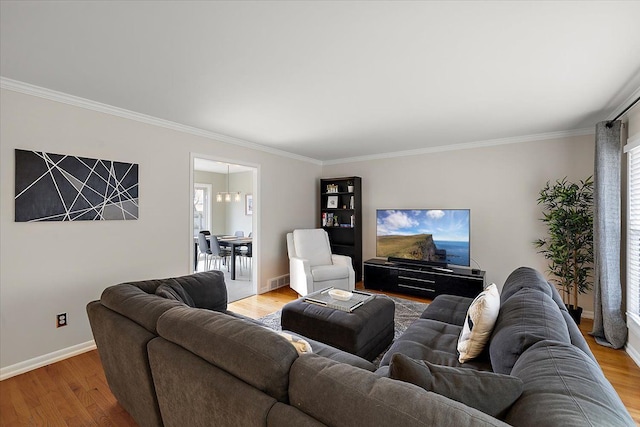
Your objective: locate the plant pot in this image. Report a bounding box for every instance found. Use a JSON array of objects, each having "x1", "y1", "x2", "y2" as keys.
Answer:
[
  {"x1": 347, "y1": 185, "x2": 354, "y2": 193},
  {"x1": 567, "y1": 305, "x2": 583, "y2": 325}
]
